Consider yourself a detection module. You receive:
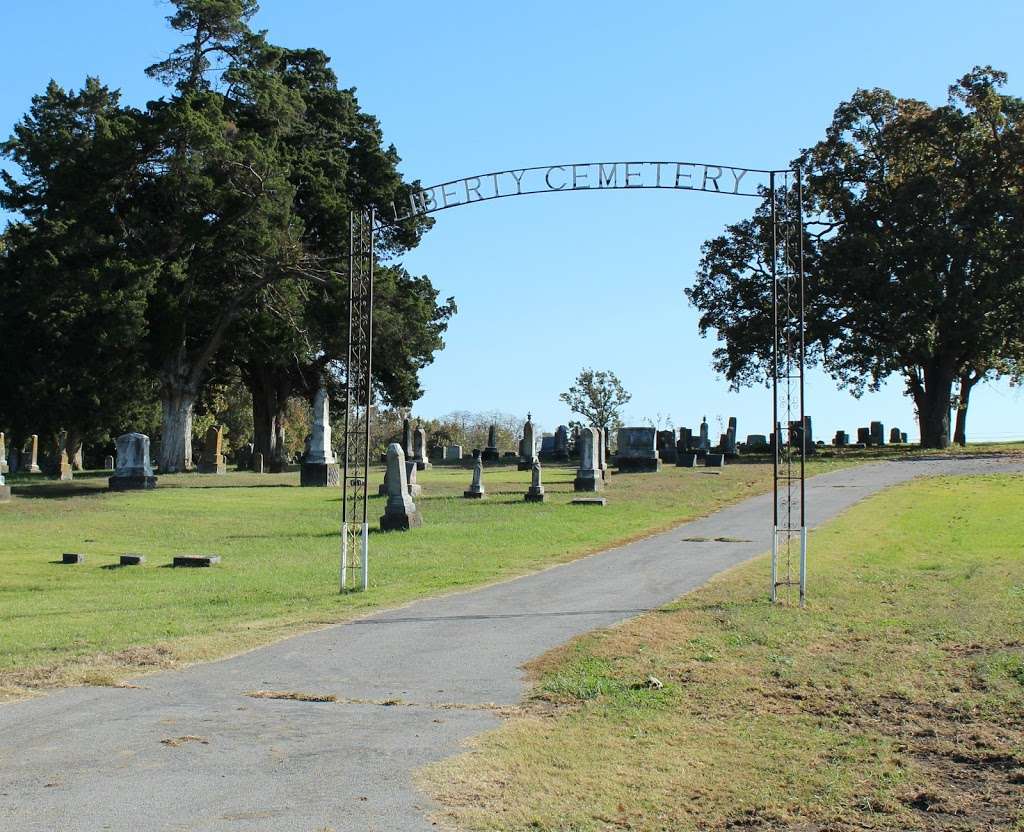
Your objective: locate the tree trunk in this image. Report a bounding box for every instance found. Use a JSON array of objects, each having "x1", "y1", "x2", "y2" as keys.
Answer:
[
  {"x1": 245, "y1": 363, "x2": 294, "y2": 473},
  {"x1": 952, "y1": 375, "x2": 975, "y2": 446},
  {"x1": 159, "y1": 379, "x2": 197, "y2": 473},
  {"x1": 912, "y1": 362, "x2": 955, "y2": 449}
]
